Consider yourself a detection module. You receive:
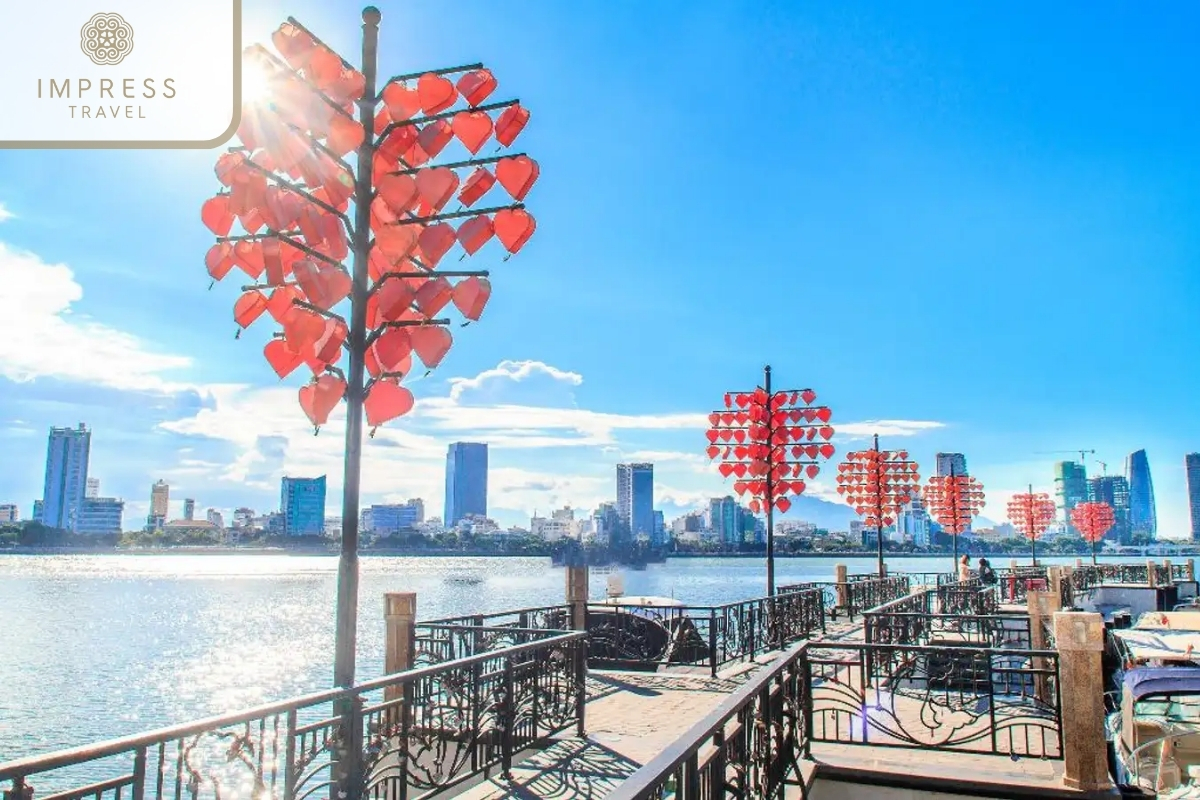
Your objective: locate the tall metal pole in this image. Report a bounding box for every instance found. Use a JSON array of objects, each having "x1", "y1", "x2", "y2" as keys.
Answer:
[
  {"x1": 874, "y1": 433, "x2": 885, "y2": 577},
  {"x1": 1028, "y1": 483, "x2": 1037, "y2": 567},
  {"x1": 333, "y1": 5, "x2": 380, "y2": 693},
  {"x1": 764, "y1": 364, "x2": 775, "y2": 599},
  {"x1": 950, "y1": 462, "x2": 959, "y2": 574}
]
